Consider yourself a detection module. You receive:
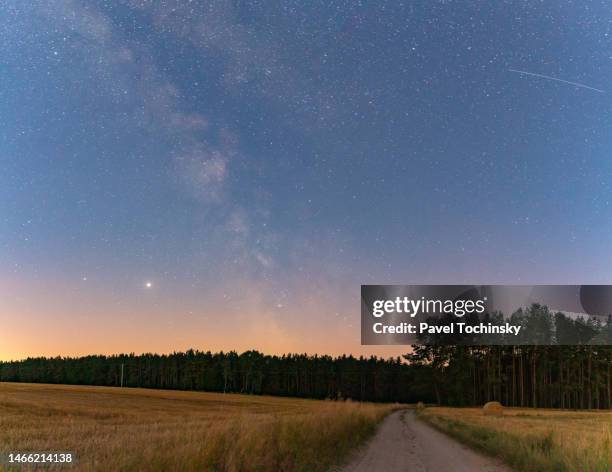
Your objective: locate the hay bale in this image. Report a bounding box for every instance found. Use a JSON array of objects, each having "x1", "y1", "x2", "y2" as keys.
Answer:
[{"x1": 483, "y1": 401, "x2": 504, "y2": 416}]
